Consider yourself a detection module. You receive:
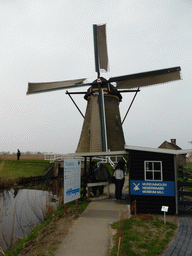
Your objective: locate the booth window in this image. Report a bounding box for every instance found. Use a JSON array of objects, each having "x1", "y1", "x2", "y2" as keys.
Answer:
[{"x1": 144, "y1": 161, "x2": 163, "y2": 181}]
